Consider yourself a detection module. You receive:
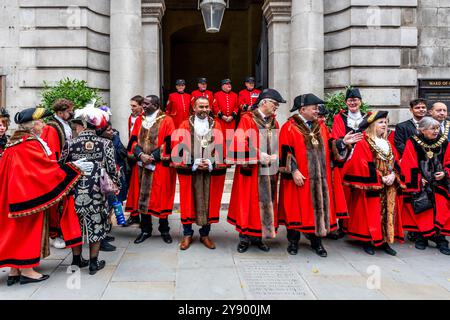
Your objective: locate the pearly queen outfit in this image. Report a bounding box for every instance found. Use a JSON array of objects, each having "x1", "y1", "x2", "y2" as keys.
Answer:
[{"x1": 61, "y1": 130, "x2": 119, "y2": 243}]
